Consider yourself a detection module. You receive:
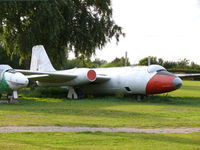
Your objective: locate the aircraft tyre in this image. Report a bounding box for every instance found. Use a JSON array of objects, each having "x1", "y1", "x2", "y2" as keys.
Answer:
[
  {"x1": 136, "y1": 95, "x2": 146, "y2": 101},
  {"x1": 67, "y1": 87, "x2": 78, "y2": 99}
]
